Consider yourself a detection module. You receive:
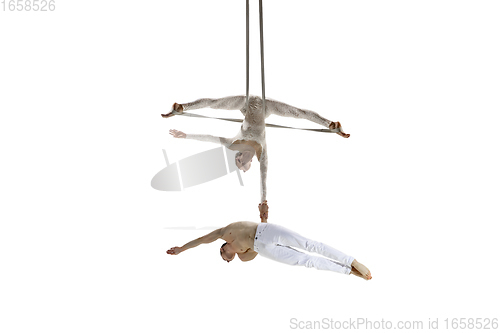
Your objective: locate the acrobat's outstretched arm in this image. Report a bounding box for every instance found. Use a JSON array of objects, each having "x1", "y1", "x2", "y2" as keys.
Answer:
[
  {"x1": 162, "y1": 96, "x2": 246, "y2": 118},
  {"x1": 258, "y1": 147, "x2": 269, "y2": 222},
  {"x1": 266, "y1": 99, "x2": 350, "y2": 138},
  {"x1": 167, "y1": 228, "x2": 224, "y2": 255},
  {"x1": 169, "y1": 129, "x2": 233, "y2": 147}
]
